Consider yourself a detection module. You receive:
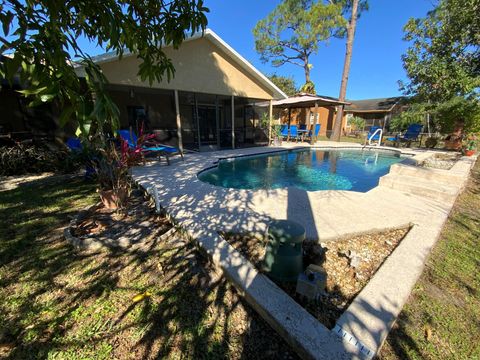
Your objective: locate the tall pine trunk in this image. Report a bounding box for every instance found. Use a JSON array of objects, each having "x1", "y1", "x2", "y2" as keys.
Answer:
[
  {"x1": 304, "y1": 56, "x2": 311, "y2": 83},
  {"x1": 331, "y1": 0, "x2": 359, "y2": 141}
]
